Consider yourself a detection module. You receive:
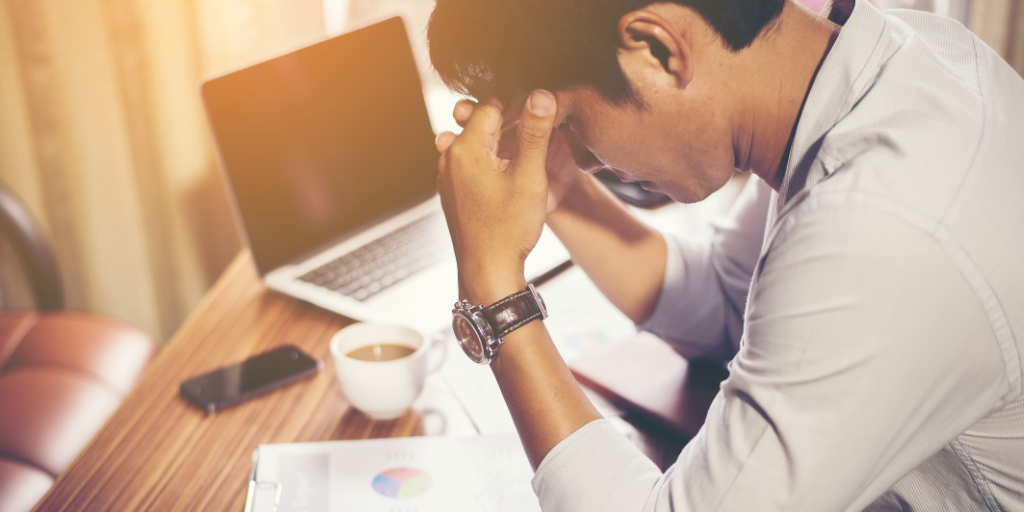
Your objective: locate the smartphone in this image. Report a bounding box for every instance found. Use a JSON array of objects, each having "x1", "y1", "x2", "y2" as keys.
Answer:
[
  {"x1": 179, "y1": 345, "x2": 321, "y2": 413},
  {"x1": 595, "y1": 169, "x2": 672, "y2": 209}
]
